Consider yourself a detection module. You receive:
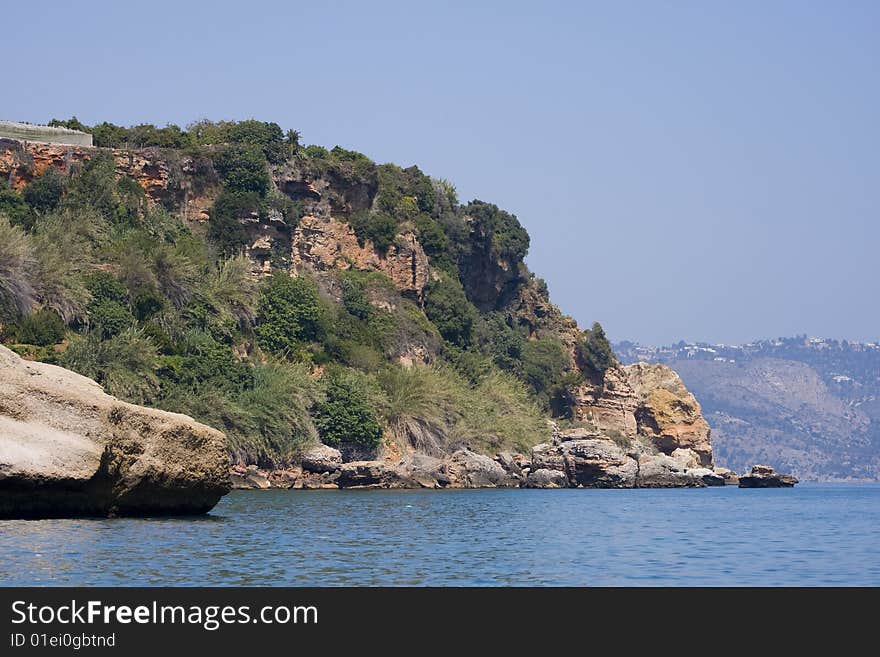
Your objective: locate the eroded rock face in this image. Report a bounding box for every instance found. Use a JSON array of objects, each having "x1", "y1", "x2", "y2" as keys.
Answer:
[
  {"x1": 636, "y1": 449, "x2": 723, "y2": 488},
  {"x1": 300, "y1": 444, "x2": 343, "y2": 474},
  {"x1": 0, "y1": 345, "x2": 230, "y2": 518},
  {"x1": 739, "y1": 465, "x2": 798, "y2": 488},
  {"x1": 447, "y1": 449, "x2": 520, "y2": 488},
  {"x1": 625, "y1": 362, "x2": 714, "y2": 467},
  {"x1": 290, "y1": 215, "x2": 430, "y2": 302}
]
